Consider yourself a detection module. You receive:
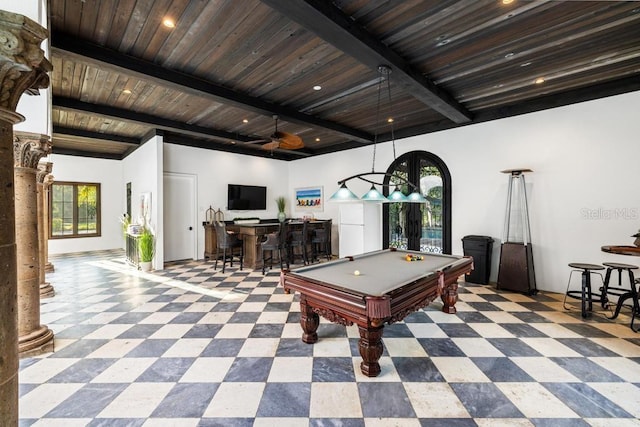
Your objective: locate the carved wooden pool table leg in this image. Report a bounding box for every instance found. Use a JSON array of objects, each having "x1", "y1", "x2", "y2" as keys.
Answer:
[
  {"x1": 358, "y1": 325, "x2": 384, "y2": 377},
  {"x1": 300, "y1": 296, "x2": 319, "y2": 343},
  {"x1": 441, "y1": 282, "x2": 459, "y2": 314}
]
